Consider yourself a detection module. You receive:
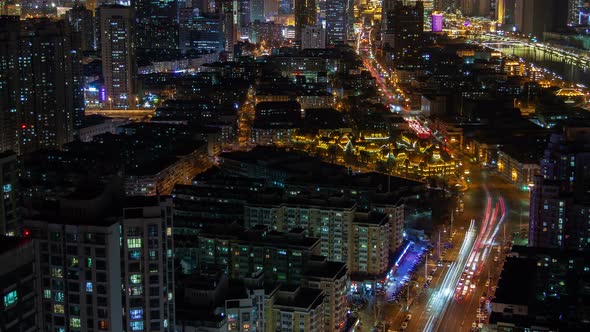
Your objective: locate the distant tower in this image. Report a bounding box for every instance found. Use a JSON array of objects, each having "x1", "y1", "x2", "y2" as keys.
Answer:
[
  {"x1": 99, "y1": 5, "x2": 137, "y2": 109},
  {"x1": 66, "y1": 5, "x2": 95, "y2": 51},
  {"x1": 132, "y1": 0, "x2": 179, "y2": 50},
  {"x1": 295, "y1": 0, "x2": 317, "y2": 42},
  {"x1": 326, "y1": 0, "x2": 347, "y2": 45},
  {"x1": 382, "y1": 0, "x2": 397, "y2": 48},
  {"x1": 18, "y1": 18, "x2": 76, "y2": 153},
  {"x1": 0, "y1": 16, "x2": 20, "y2": 153}
]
